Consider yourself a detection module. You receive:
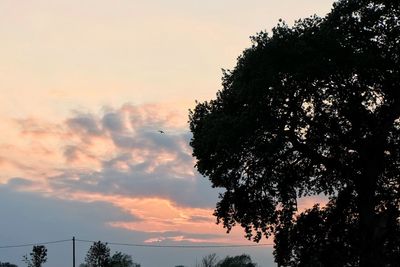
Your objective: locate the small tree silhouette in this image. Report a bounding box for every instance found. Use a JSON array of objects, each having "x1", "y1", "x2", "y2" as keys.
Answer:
[
  {"x1": 200, "y1": 253, "x2": 218, "y2": 267},
  {"x1": 85, "y1": 241, "x2": 110, "y2": 267},
  {"x1": 23, "y1": 245, "x2": 47, "y2": 267}
]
